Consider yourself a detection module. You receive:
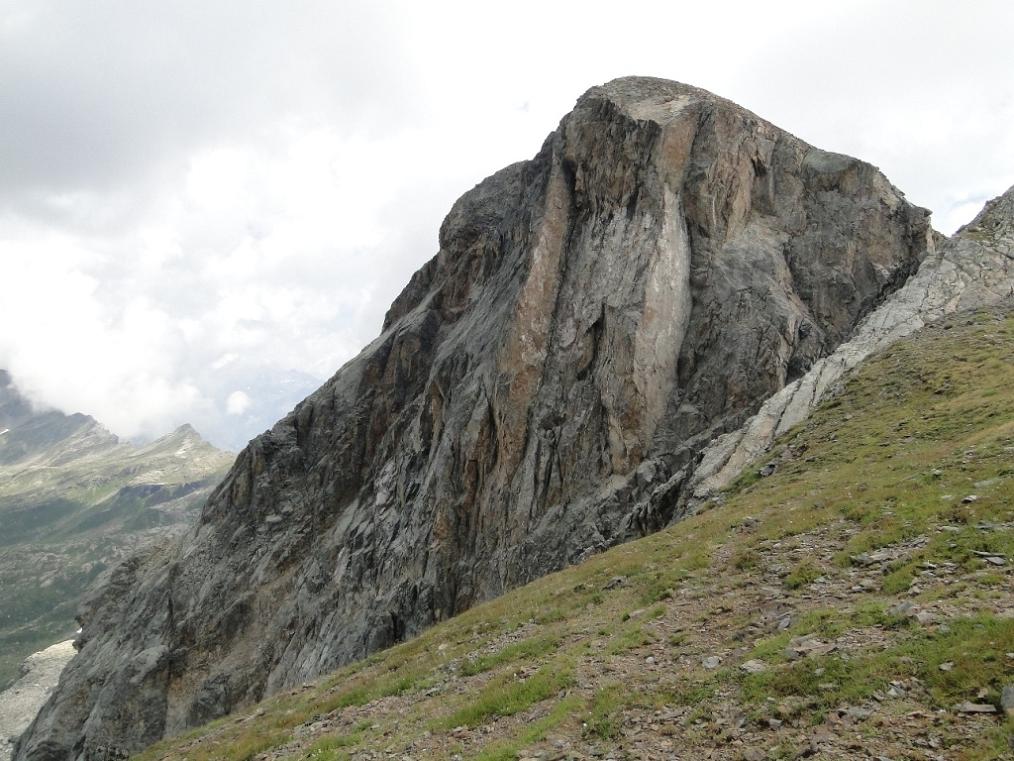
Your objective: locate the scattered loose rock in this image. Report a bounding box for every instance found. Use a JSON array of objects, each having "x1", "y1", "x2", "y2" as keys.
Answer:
[
  {"x1": 1001, "y1": 685, "x2": 1014, "y2": 717},
  {"x1": 954, "y1": 701, "x2": 996, "y2": 714},
  {"x1": 784, "y1": 635, "x2": 835, "y2": 660}
]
